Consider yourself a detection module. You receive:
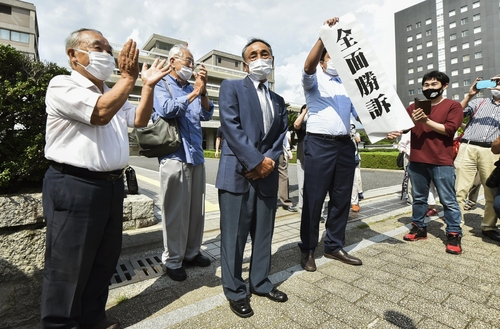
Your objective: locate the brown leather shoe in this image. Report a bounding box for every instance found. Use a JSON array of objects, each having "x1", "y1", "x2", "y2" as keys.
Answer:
[
  {"x1": 300, "y1": 251, "x2": 317, "y2": 271},
  {"x1": 324, "y1": 249, "x2": 362, "y2": 266}
]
